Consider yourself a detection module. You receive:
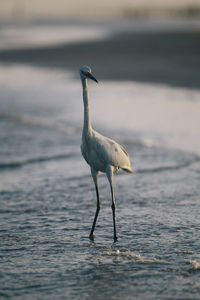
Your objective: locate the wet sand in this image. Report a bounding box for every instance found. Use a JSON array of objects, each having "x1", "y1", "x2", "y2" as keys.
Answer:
[{"x1": 1, "y1": 29, "x2": 200, "y2": 89}]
